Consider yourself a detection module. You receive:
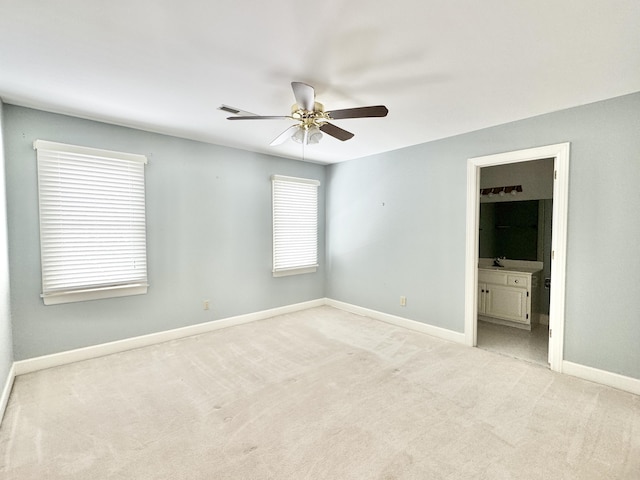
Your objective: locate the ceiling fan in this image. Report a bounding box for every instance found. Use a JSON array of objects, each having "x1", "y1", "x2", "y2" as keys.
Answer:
[{"x1": 221, "y1": 82, "x2": 388, "y2": 146}]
